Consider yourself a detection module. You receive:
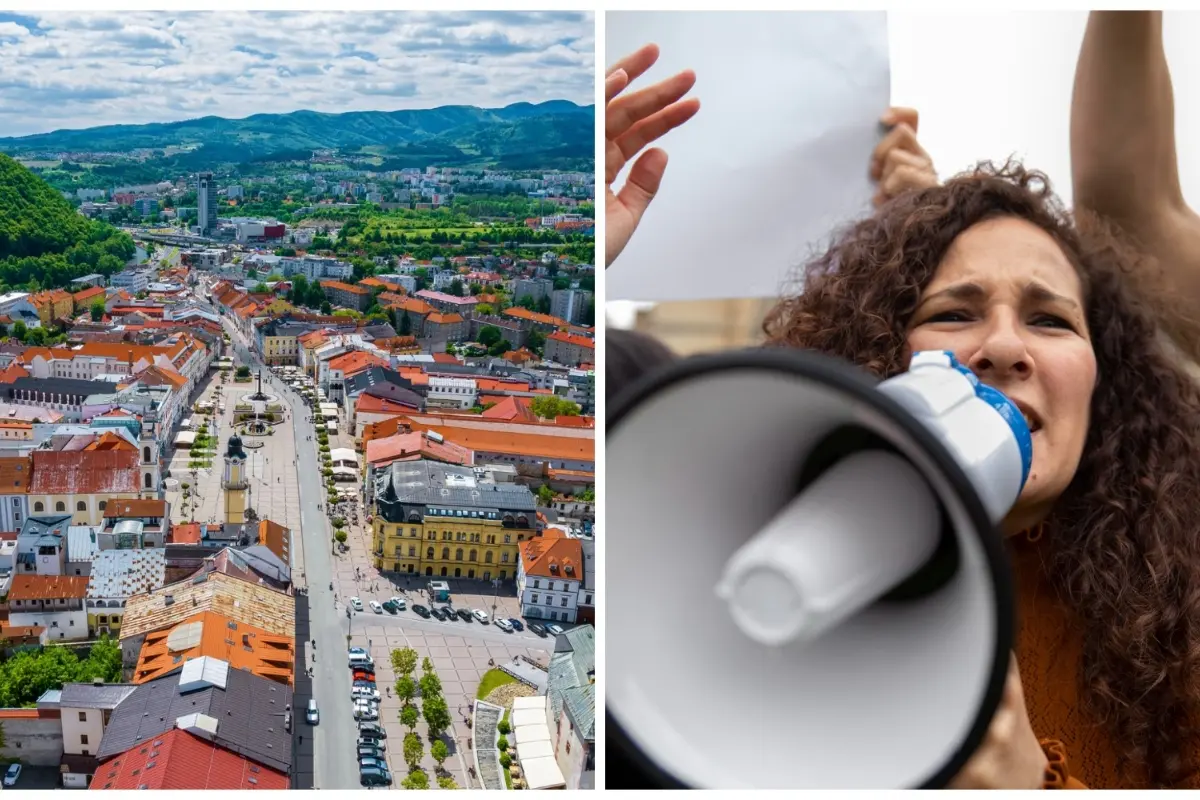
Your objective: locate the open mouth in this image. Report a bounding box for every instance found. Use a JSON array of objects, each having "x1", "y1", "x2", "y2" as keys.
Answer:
[{"x1": 1013, "y1": 402, "x2": 1042, "y2": 434}]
